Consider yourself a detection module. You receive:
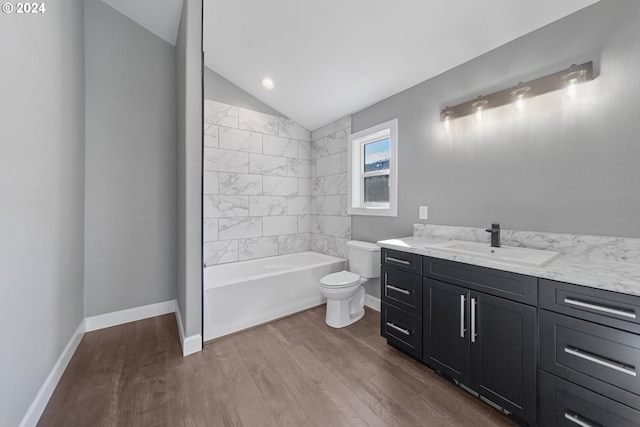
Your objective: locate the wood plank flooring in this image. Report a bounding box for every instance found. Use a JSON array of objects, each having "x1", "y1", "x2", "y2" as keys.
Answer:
[{"x1": 39, "y1": 306, "x2": 513, "y2": 426}]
